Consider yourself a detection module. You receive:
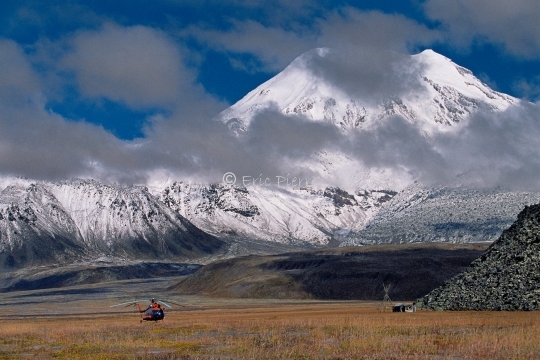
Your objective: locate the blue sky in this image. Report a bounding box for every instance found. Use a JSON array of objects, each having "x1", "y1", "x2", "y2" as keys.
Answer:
[{"x1": 0, "y1": 0, "x2": 539, "y2": 185}]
